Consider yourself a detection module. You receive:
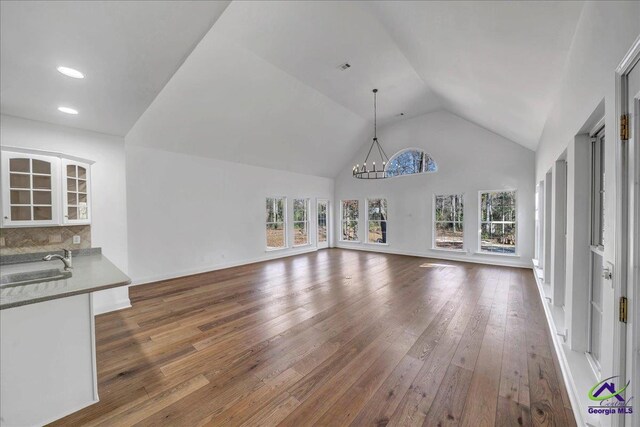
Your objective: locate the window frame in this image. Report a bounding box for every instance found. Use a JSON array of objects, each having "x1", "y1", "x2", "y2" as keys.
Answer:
[
  {"x1": 432, "y1": 193, "x2": 464, "y2": 252},
  {"x1": 316, "y1": 198, "x2": 329, "y2": 248},
  {"x1": 477, "y1": 189, "x2": 518, "y2": 256},
  {"x1": 293, "y1": 198, "x2": 311, "y2": 247},
  {"x1": 366, "y1": 198, "x2": 388, "y2": 245},
  {"x1": 590, "y1": 127, "x2": 605, "y2": 249},
  {"x1": 265, "y1": 196, "x2": 288, "y2": 251},
  {"x1": 587, "y1": 123, "x2": 605, "y2": 377},
  {"x1": 385, "y1": 147, "x2": 438, "y2": 178},
  {"x1": 340, "y1": 199, "x2": 360, "y2": 243}
]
